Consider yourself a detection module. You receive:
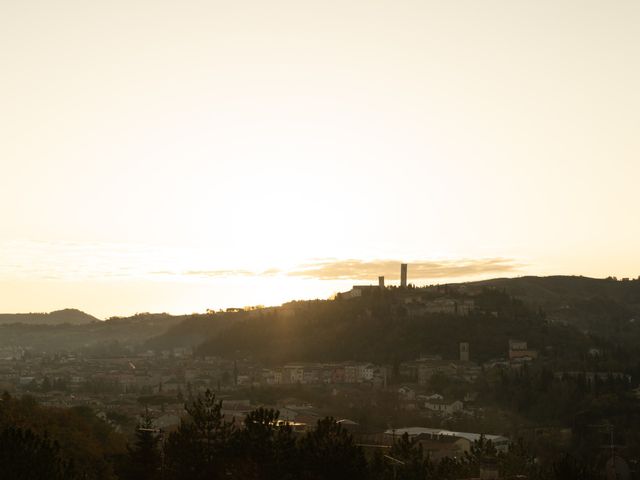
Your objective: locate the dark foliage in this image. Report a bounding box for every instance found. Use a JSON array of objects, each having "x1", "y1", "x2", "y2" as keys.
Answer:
[
  {"x1": 121, "y1": 409, "x2": 161, "y2": 480},
  {"x1": 0, "y1": 425, "x2": 78, "y2": 480},
  {"x1": 0, "y1": 392, "x2": 126, "y2": 480}
]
